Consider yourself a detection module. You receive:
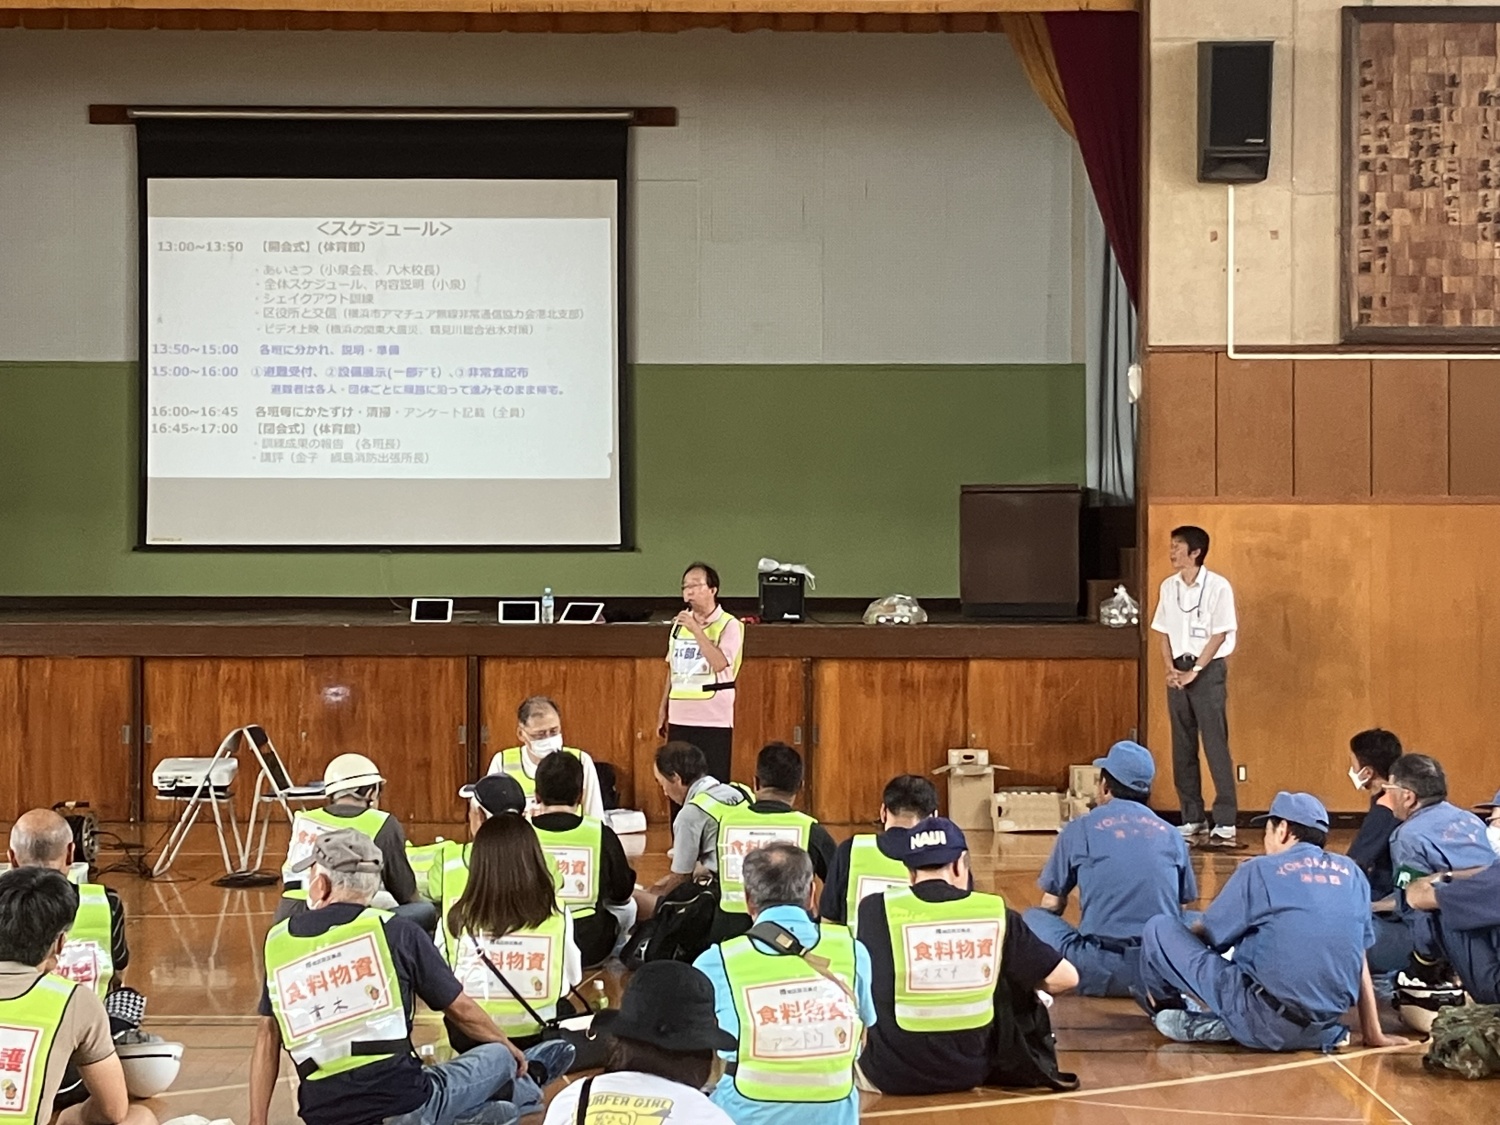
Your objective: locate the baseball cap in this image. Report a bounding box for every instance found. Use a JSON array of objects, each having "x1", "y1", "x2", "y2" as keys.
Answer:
[
  {"x1": 1093, "y1": 740, "x2": 1156, "y2": 791},
  {"x1": 1473, "y1": 788, "x2": 1500, "y2": 813},
  {"x1": 896, "y1": 816, "x2": 968, "y2": 869},
  {"x1": 457, "y1": 773, "x2": 526, "y2": 817},
  {"x1": 595, "y1": 961, "x2": 736, "y2": 1053},
  {"x1": 1250, "y1": 791, "x2": 1330, "y2": 833},
  {"x1": 289, "y1": 828, "x2": 383, "y2": 874}
]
